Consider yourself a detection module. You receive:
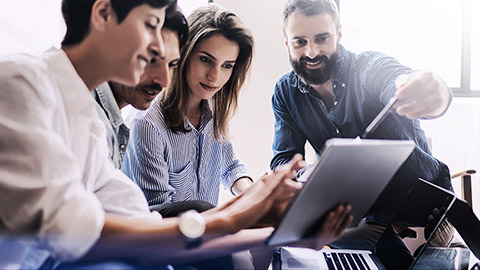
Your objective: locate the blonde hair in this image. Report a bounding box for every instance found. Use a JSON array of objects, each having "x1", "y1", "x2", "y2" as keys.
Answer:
[{"x1": 160, "y1": 4, "x2": 254, "y2": 141}]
